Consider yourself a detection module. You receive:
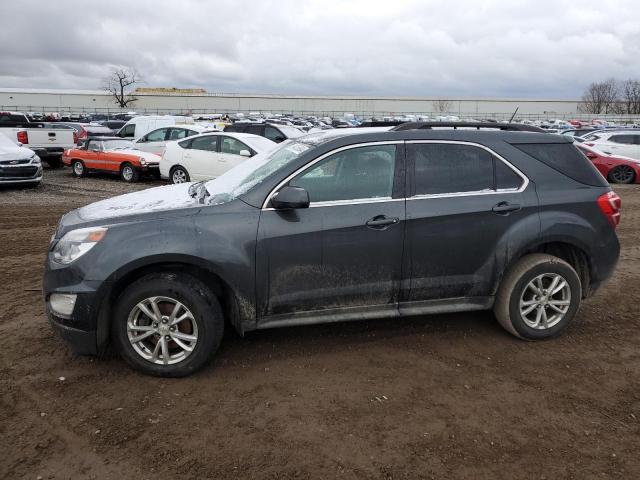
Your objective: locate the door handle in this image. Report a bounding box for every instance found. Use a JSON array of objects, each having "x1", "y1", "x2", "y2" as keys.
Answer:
[
  {"x1": 492, "y1": 202, "x2": 521, "y2": 214},
  {"x1": 366, "y1": 215, "x2": 399, "y2": 229}
]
